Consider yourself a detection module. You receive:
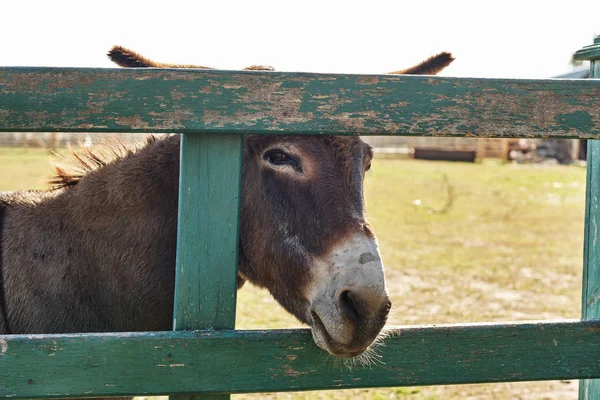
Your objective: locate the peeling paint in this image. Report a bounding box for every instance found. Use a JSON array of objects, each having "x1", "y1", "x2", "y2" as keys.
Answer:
[
  {"x1": 114, "y1": 116, "x2": 151, "y2": 130},
  {"x1": 2, "y1": 65, "x2": 600, "y2": 397},
  {"x1": 283, "y1": 364, "x2": 308, "y2": 377},
  {"x1": 2, "y1": 68, "x2": 599, "y2": 138}
]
